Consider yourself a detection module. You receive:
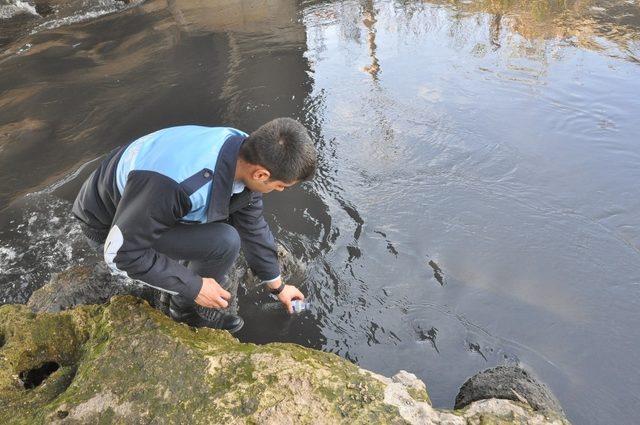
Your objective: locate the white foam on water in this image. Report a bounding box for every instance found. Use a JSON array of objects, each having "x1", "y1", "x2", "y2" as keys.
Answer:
[
  {"x1": 33, "y1": 8, "x2": 118, "y2": 32},
  {"x1": 31, "y1": 0, "x2": 144, "y2": 33},
  {"x1": 0, "y1": 193, "x2": 92, "y2": 304},
  {"x1": 0, "y1": 246, "x2": 19, "y2": 264}
]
